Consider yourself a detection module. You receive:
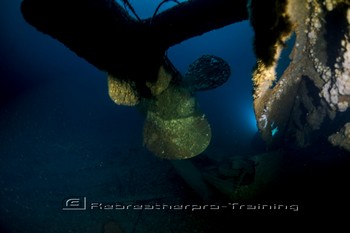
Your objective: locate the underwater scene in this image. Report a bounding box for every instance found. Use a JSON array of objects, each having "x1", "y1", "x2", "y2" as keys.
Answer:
[{"x1": 1, "y1": 0, "x2": 350, "y2": 232}]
